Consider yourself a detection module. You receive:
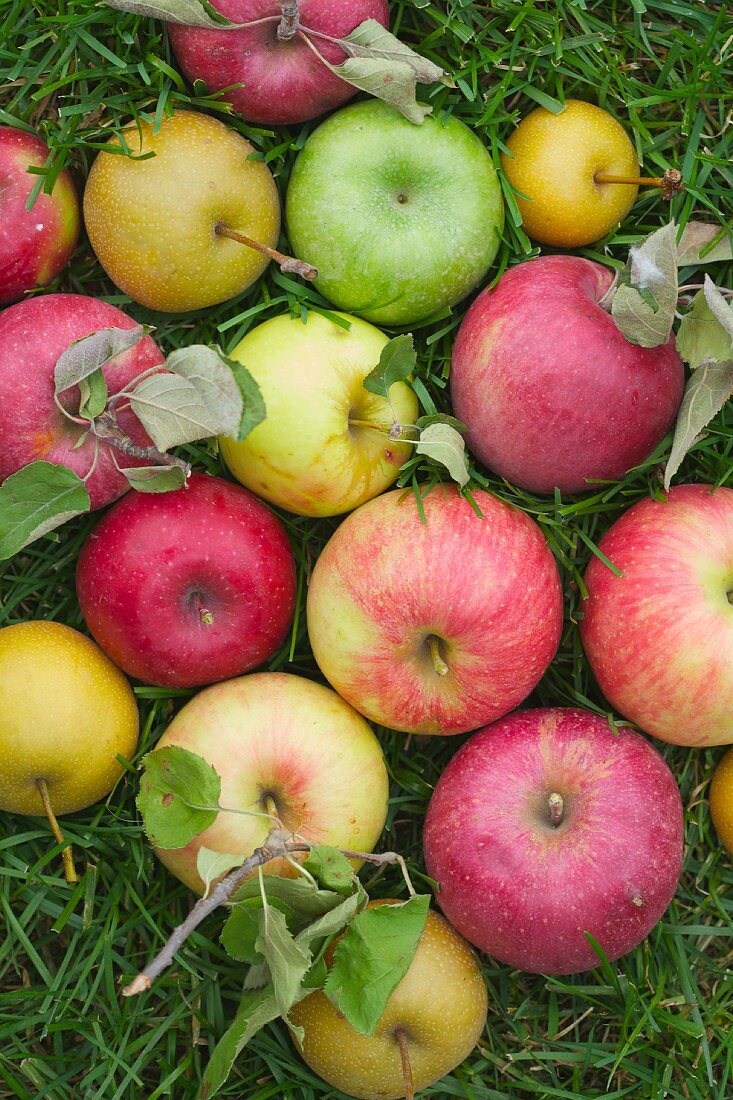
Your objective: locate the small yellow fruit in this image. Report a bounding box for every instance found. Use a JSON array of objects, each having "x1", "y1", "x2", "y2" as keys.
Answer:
[
  {"x1": 502, "y1": 99, "x2": 639, "y2": 248},
  {"x1": 0, "y1": 620, "x2": 139, "y2": 816},
  {"x1": 710, "y1": 747, "x2": 733, "y2": 855}
]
